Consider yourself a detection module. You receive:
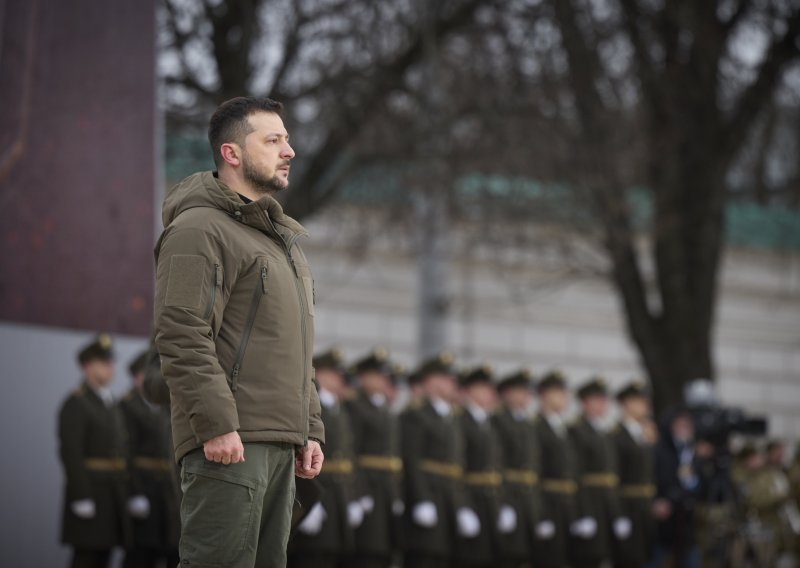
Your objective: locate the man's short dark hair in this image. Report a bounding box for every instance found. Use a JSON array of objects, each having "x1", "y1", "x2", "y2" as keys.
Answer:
[{"x1": 208, "y1": 97, "x2": 283, "y2": 168}]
